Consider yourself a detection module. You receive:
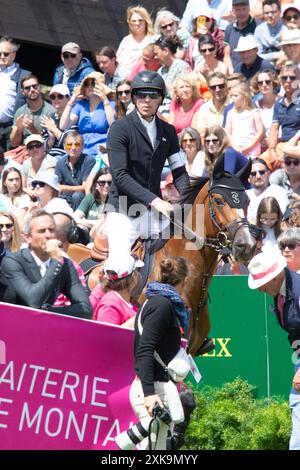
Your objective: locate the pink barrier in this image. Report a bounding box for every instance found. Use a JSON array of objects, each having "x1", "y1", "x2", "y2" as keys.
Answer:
[{"x1": 0, "y1": 303, "x2": 136, "y2": 449}]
